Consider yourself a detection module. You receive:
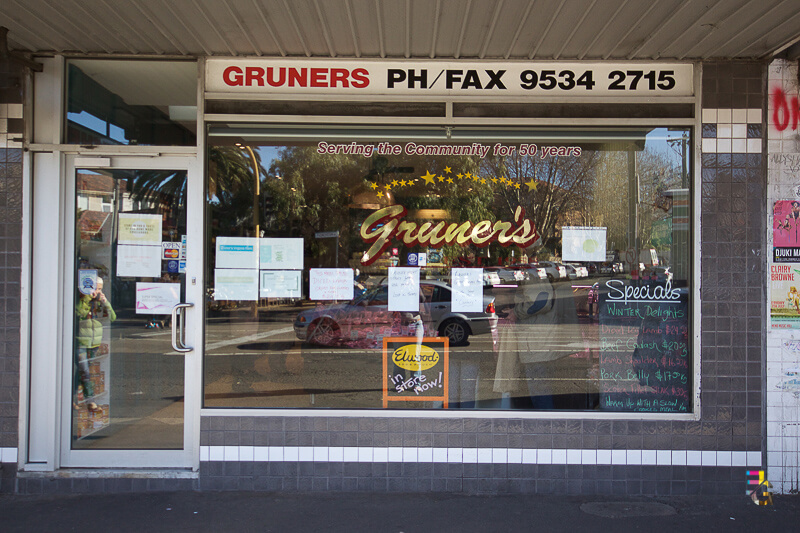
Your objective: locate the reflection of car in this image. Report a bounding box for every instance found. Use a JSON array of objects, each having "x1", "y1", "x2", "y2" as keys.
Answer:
[
  {"x1": 536, "y1": 261, "x2": 567, "y2": 281},
  {"x1": 482, "y1": 270, "x2": 501, "y2": 286},
  {"x1": 294, "y1": 280, "x2": 498, "y2": 346},
  {"x1": 642, "y1": 266, "x2": 672, "y2": 282},
  {"x1": 485, "y1": 266, "x2": 525, "y2": 283},
  {"x1": 565, "y1": 263, "x2": 588, "y2": 278}
]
